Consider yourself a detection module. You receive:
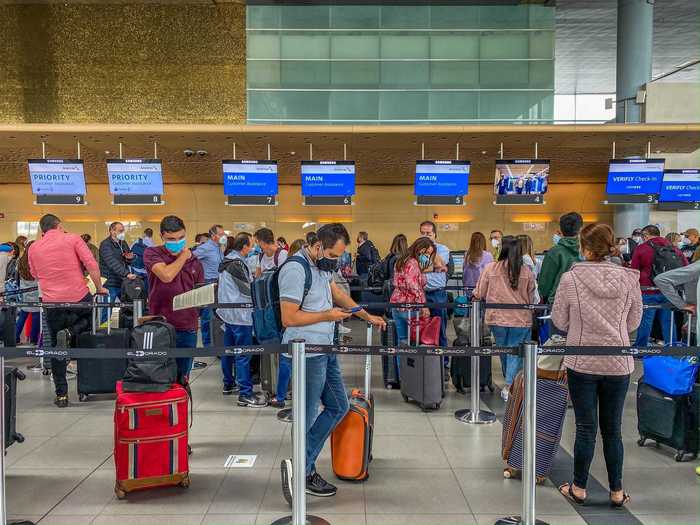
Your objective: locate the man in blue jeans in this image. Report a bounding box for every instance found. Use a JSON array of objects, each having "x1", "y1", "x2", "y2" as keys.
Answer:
[
  {"x1": 98, "y1": 221, "x2": 137, "y2": 322},
  {"x1": 279, "y1": 224, "x2": 385, "y2": 505},
  {"x1": 144, "y1": 215, "x2": 204, "y2": 381},
  {"x1": 193, "y1": 224, "x2": 226, "y2": 347},
  {"x1": 217, "y1": 232, "x2": 267, "y2": 407}
]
